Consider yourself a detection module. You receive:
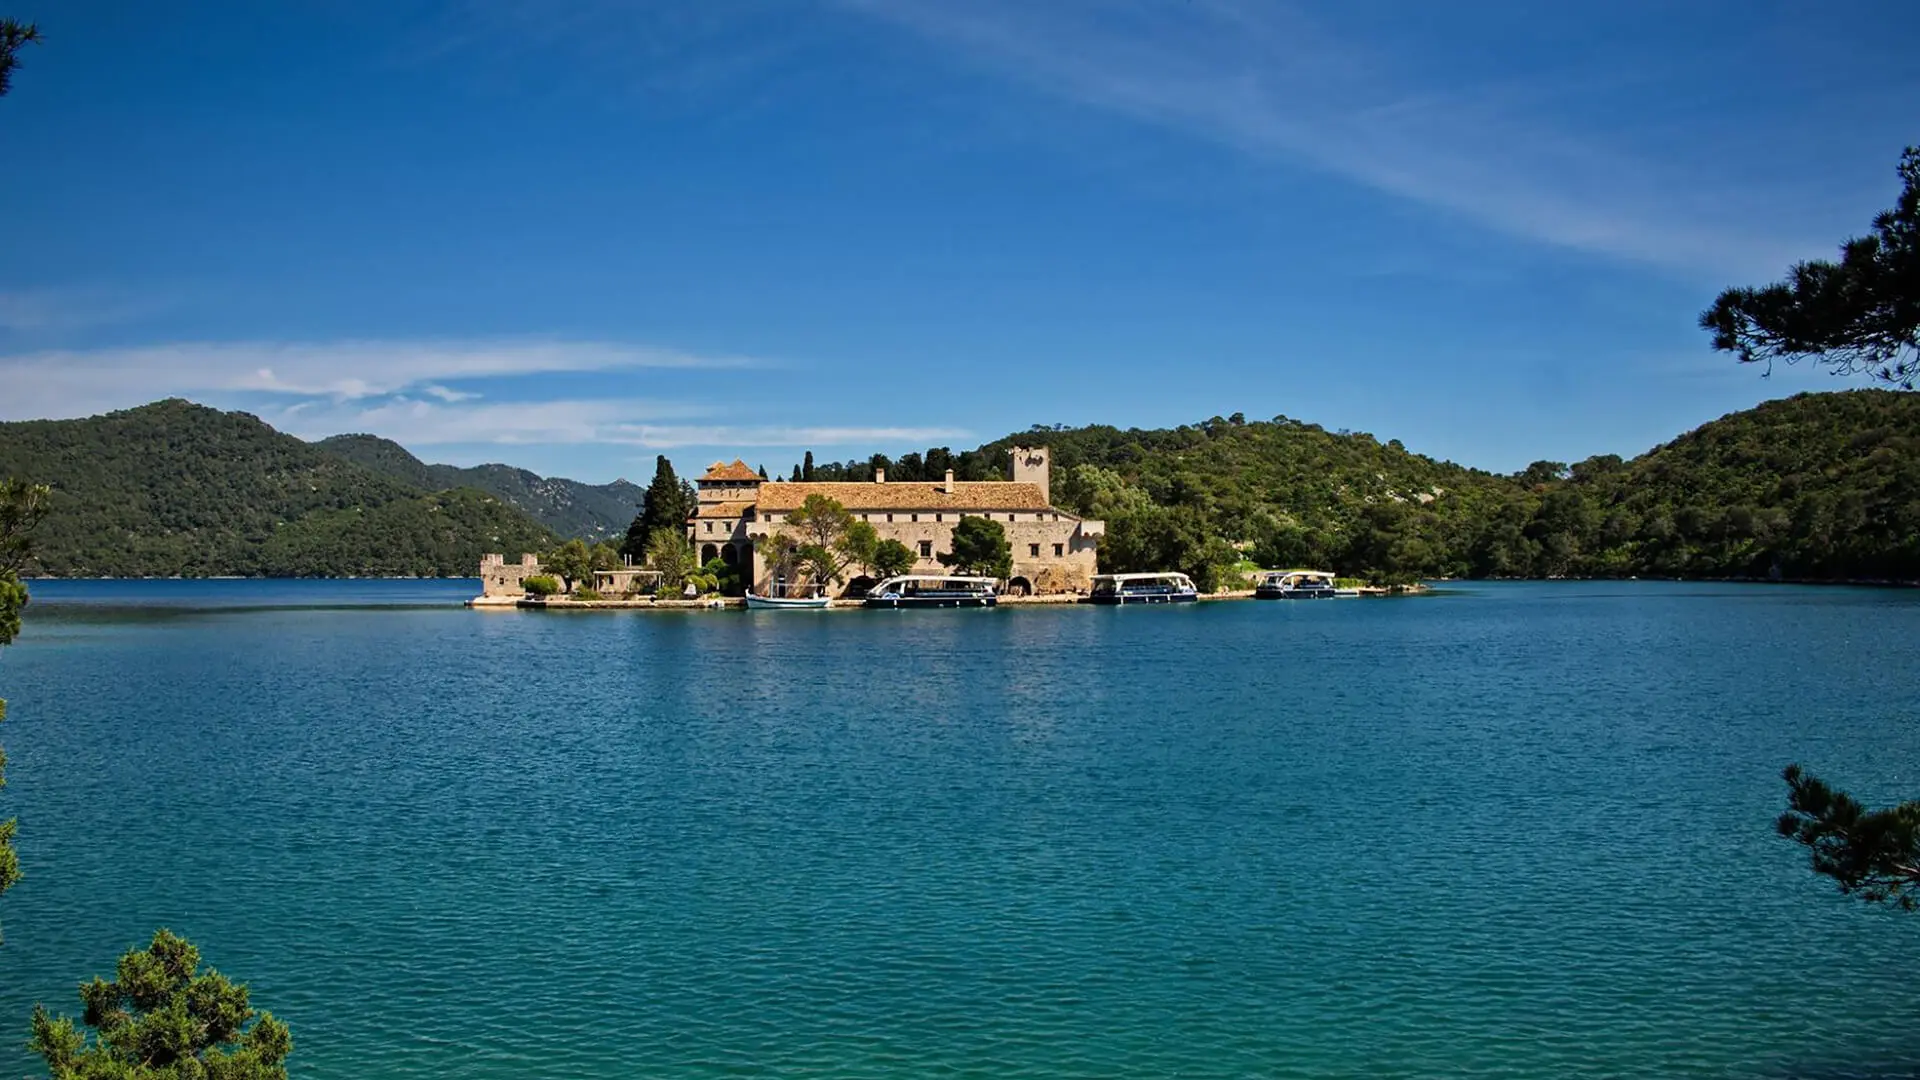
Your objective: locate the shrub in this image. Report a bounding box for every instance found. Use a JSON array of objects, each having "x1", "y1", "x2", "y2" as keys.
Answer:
[
  {"x1": 572, "y1": 586, "x2": 603, "y2": 601},
  {"x1": 522, "y1": 574, "x2": 561, "y2": 597}
]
